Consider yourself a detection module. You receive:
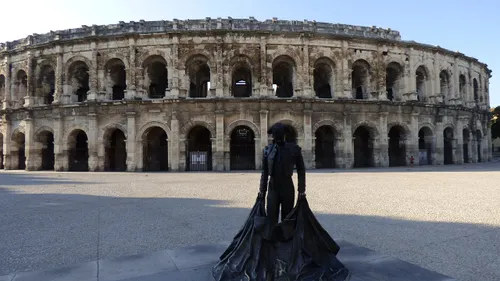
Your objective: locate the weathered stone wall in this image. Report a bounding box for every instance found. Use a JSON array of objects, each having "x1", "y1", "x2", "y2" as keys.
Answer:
[{"x1": 0, "y1": 18, "x2": 492, "y2": 172}]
